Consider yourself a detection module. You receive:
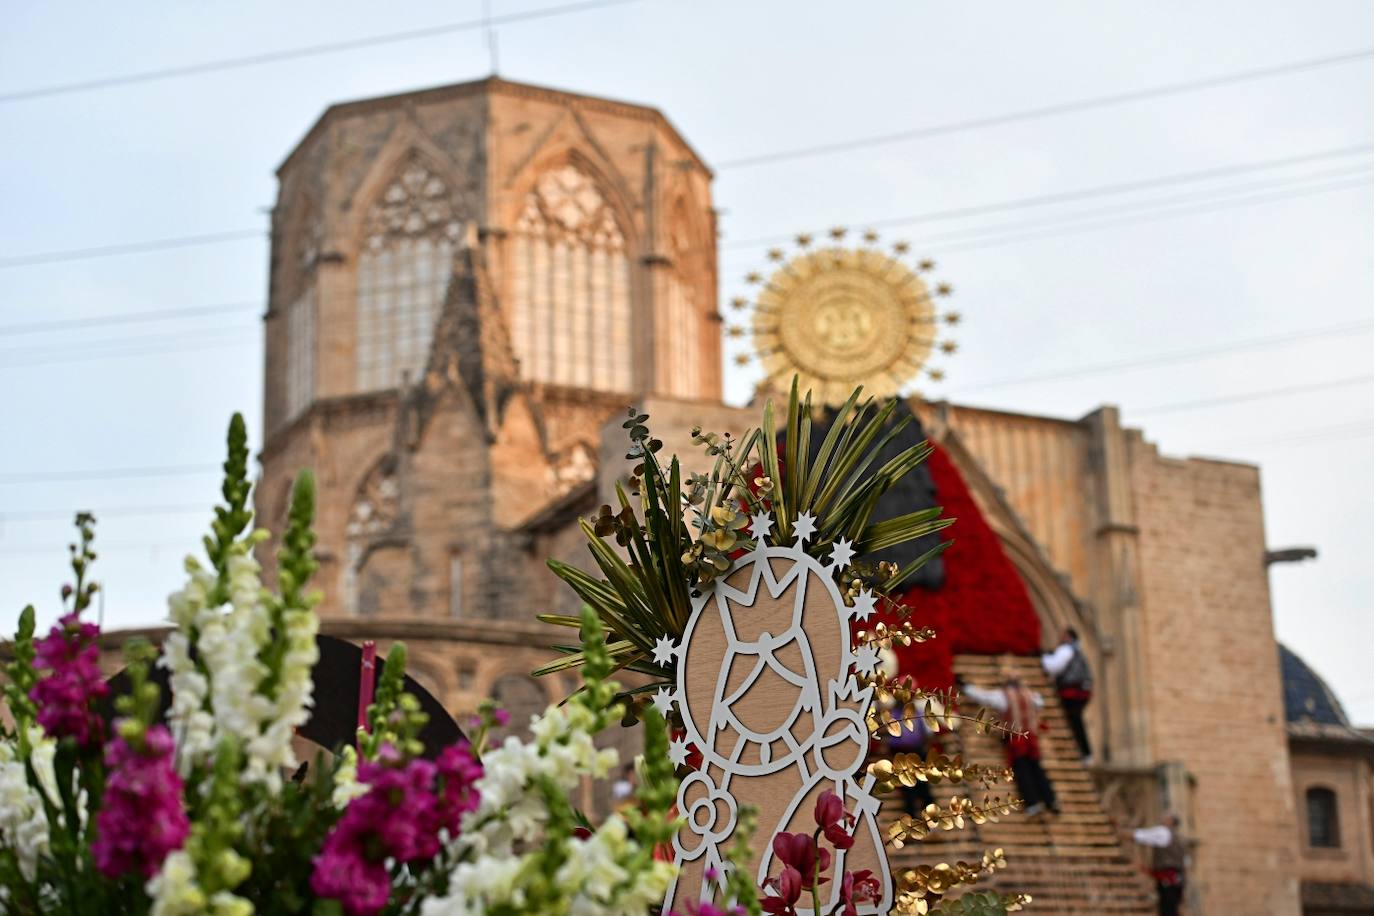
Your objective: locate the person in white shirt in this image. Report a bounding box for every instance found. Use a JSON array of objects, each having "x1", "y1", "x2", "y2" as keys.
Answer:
[
  {"x1": 960, "y1": 674, "x2": 1058, "y2": 817},
  {"x1": 1041, "y1": 627, "x2": 1093, "y2": 765},
  {"x1": 1130, "y1": 812, "x2": 1186, "y2": 915}
]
